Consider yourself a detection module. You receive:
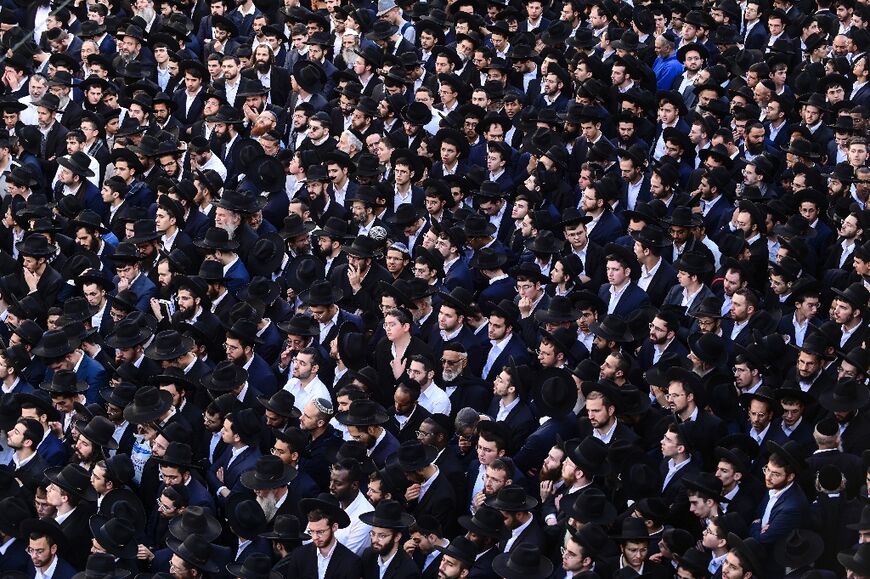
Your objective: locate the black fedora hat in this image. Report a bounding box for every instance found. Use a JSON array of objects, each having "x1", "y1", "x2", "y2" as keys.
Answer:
[
  {"x1": 458, "y1": 505, "x2": 508, "y2": 539},
  {"x1": 20, "y1": 518, "x2": 67, "y2": 551},
  {"x1": 567, "y1": 487, "x2": 617, "y2": 527},
  {"x1": 193, "y1": 227, "x2": 239, "y2": 252},
  {"x1": 469, "y1": 247, "x2": 507, "y2": 270},
  {"x1": 201, "y1": 360, "x2": 248, "y2": 393},
  {"x1": 144, "y1": 330, "x2": 195, "y2": 361},
  {"x1": 359, "y1": 499, "x2": 415, "y2": 529},
  {"x1": 300, "y1": 280, "x2": 344, "y2": 306},
  {"x1": 257, "y1": 390, "x2": 300, "y2": 419},
  {"x1": 682, "y1": 472, "x2": 728, "y2": 502},
  {"x1": 434, "y1": 535, "x2": 478, "y2": 567},
  {"x1": 588, "y1": 315, "x2": 633, "y2": 343},
  {"x1": 277, "y1": 214, "x2": 316, "y2": 240},
  {"x1": 491, "y1": 544, "x2": 553, "y2": 579},
  {"x1": 241, "y1": 455, "x2": 297, "y2": 490},
  {"x1": 570, "y1": 436, "x2": 611, "y2": 477},
  {"x1": 89, "y1": 508, "x2": 137, "y2": 558},
  {"x1": 166, "y1": 535, "x2": 219, "y2": 573},
  {"x1": 534, "y1": 296, "x2": 581, "y2": 324},
  {"x1": 226, "y1": 494, "x2": 268, "y2": 538},
  {"x1": 336, "y1": 322, "x2": 367, "y2": 372},
  {"x1": 396, "y1": 439, "x2": 438, "y2": 471},
  {"x1": 819, "y1": 378, "x2": 870, "y2": 412},
  {"x1": 16, "y1": 234, "x2": 56, "y2": 257},
  {"x1": 299, "y1": 493, "x2": 351, "y2": 528},
  {"x1": 259, "y1": 514, "x2": 310, "y2": 542},
  {"x1": 155, "y1": 441, "x2": 198, "y2": 471},
  {"x1": 76, "y1": 416, "x2": 119, "y2": 450},
  {"x1": 773, "y1": 529, "x2": 824, "y2": 569},
  {"x1": 122, "y1": 385, "x2": 173, "y2": 424},
  {"x1": 341, "y1": 236, "x2": 377, "y2": 258},
  {"x1": 767, "y1": 439, "x2": 806, "y2": 473},
  {"x1": 44, "y1": 464, "x2": 98, "y2": 501},
  {"x1": 537, "y1": 375, "x2": 578, "y2": 418},
  {"x1": 839, "y1": 543, "x2": 870, "y2": 576},
  {"x1": 168, "y1": 506, "x2": 221, "y2": 542},
  {"x1": 484, "y1": 486, "x2": 538, "y2": 512},
  {"x1": 688, "y1": 332, "x2": 727, "y2": 367},
  {"x1": 39, "y1": 369, "x2": 88, "y2": 395},
  {"x1": 33, "y1": 329, "x2": 80, "y2": 359},
  {"x1": 726, "y1": 533, "x2": 766, "y2": 576},
  {"x1": 105, "y1": 319, "x2": 153, "y2": 349},
  {"x1": 336, "y1": 399, "x2": 389, "y2": 426},
  {"x1": 611, "y1": 517, "x2": 650, "y2": 542},
  {"x1": 225, "y1": 553, "x2": 280, "y2": 579},
  {"x1": 71, "y1": 553, "x2": 130, "y2": 579},
  {"x1": 437, "y1": 287, "x2": 475, "y2": 316},
  {"x1": 831, "y1": 282, "x2": 870, "y2": 310},
  {"x1": 0, "y1": 496, "x2": 31, "y2": 539},
  {"x1": 673, "y1": 250, "x2": 714, "y2": 274}
]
